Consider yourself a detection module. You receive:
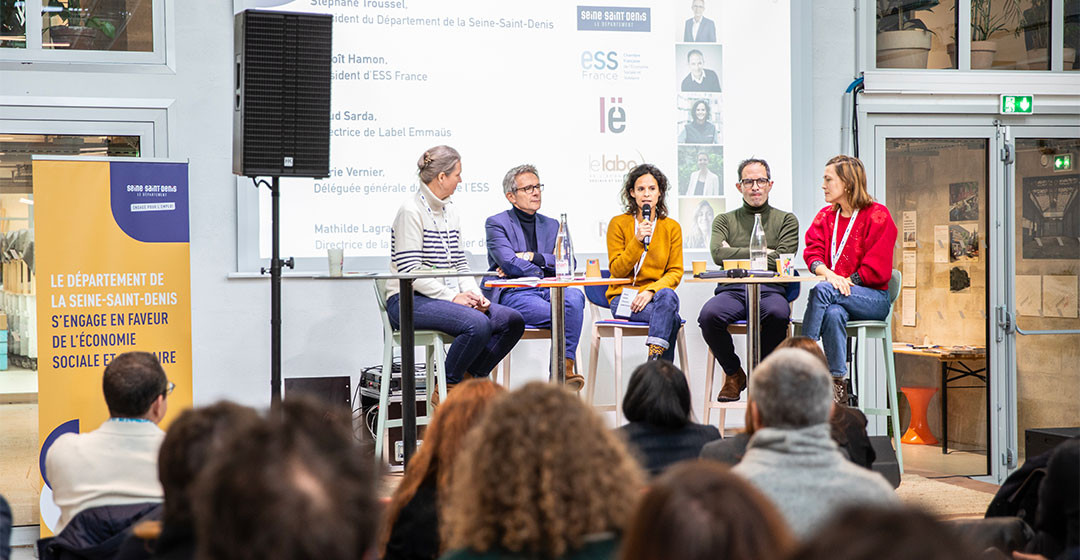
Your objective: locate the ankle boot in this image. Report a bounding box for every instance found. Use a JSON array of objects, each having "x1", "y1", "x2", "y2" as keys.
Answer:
[
  {"x1": 717, "y1": 367, "x2": 747, "y2": 402},
  {"x1": 564, "y1": 358, "x2": 585, "y2": 392}
]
